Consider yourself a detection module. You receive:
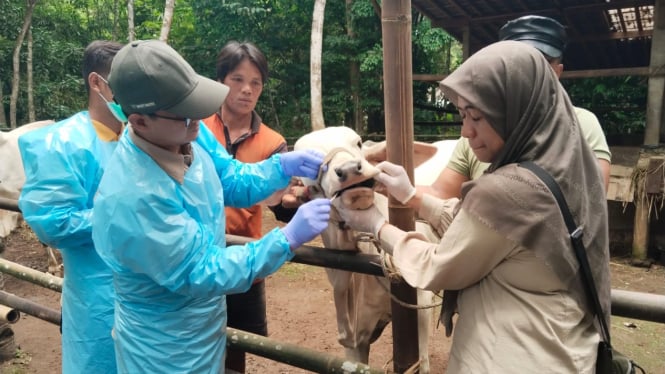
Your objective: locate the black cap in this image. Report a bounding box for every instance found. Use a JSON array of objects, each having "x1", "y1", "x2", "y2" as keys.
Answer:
[{"x1": 499, "y1": 15, "x2": 567, "y2": 59}]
